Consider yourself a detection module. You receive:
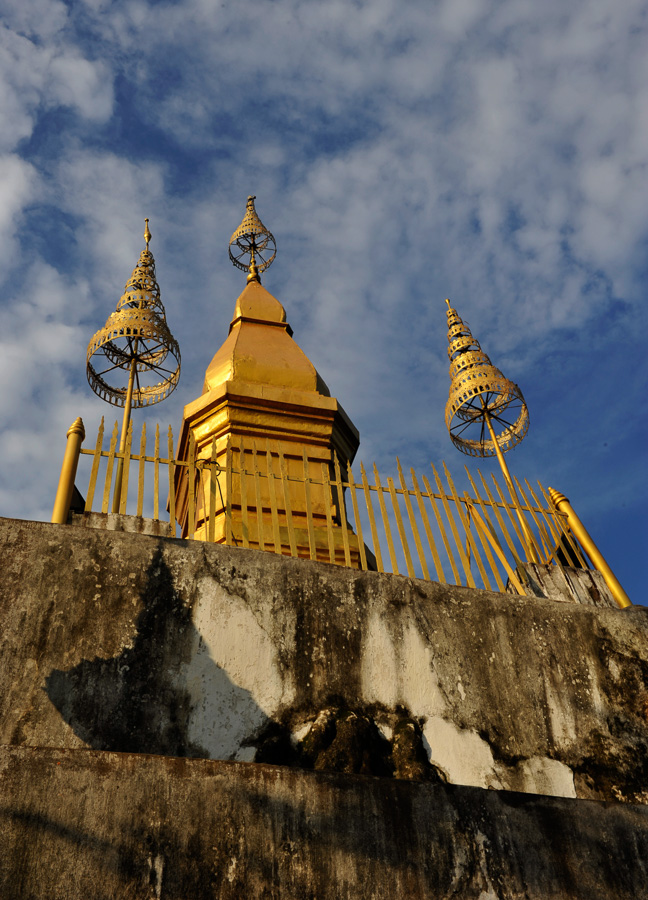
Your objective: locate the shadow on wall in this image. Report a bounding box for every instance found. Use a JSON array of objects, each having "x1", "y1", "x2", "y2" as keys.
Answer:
[{"x1": 45, "y1": 548, "x2": 264, "y2": 758}]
